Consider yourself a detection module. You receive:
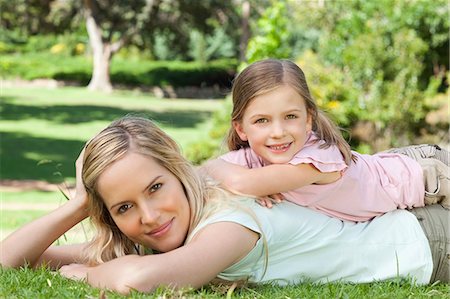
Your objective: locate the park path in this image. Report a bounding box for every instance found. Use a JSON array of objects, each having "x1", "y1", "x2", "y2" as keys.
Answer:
[{"x1": 1, "y1": 179, "x2": 75, "y2": 210}]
